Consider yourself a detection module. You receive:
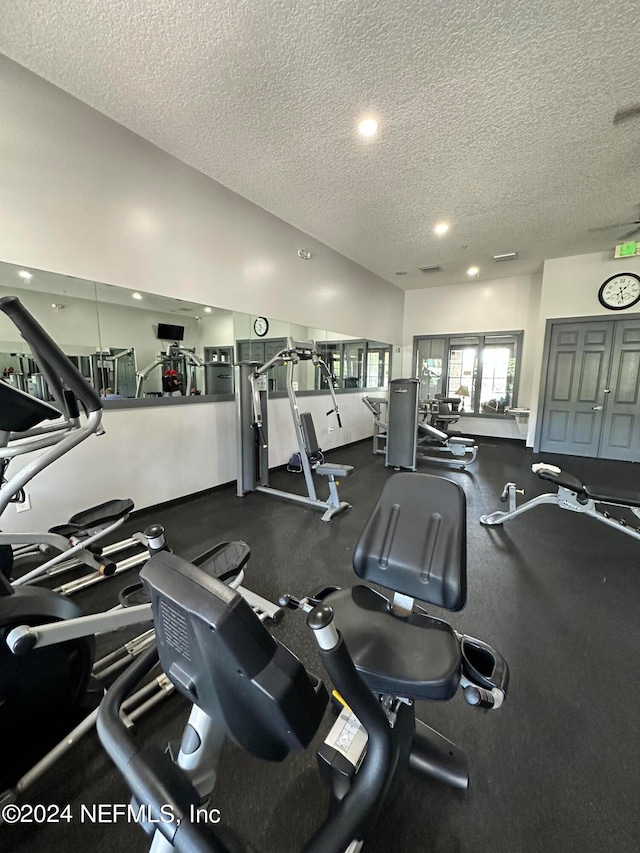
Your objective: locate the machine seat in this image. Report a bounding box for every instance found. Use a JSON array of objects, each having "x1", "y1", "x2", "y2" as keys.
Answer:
[
  {"x1": 583, "y1": 485, "x2": 640, "y2": 508},
  {"x1": 353, "y1": 472, "x2": 466, "y2": 611},
  {"x1": 323, "y1": 585, "x2": 461, "y2": 701},
  {"x1": 0, "y1": 381, "x2": 61, "y2": 432},
  {"x1": 315, "y1": 462, "x2": 354, "y2": 478},
  {"x1": 49, "y1": 499, "x2": 135, "y2": 537}
]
